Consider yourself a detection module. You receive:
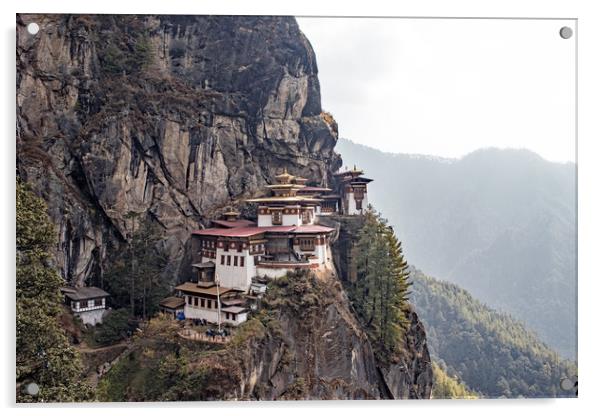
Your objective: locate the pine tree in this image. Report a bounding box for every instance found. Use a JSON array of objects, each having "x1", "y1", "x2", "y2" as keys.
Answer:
[
  {"x1": 104, "y1": 216, "x2": 170, "y2": 319},
  {"x1": 16, "y1": 180, "x2": 94, "y2": 402},
  {"x1": 349, "y1": 206, "x2": 412, "y2": 362}
]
